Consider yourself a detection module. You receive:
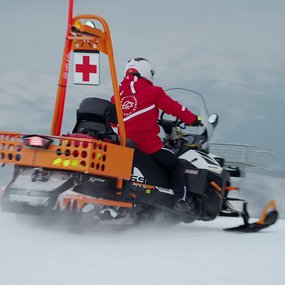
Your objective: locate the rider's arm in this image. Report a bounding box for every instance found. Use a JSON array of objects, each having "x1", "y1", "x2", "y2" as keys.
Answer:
[{"x1": 155, "y1": 87, "x2": 198, "y2": 125}]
